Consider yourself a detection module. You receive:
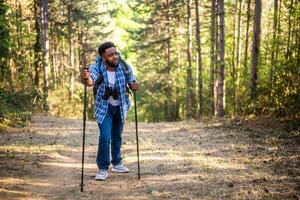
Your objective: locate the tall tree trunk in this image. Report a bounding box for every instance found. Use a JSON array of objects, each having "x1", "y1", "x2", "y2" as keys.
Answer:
[
  {"x1": 195, "y1": 0, "x2": 204, "y2": 115},
  {"x1": 34, "y1": 0, "x2": 41, "y2": 88},
  {"x1": 243, "y1": 0, "x2": 251, "y2": 82},
  {"x1": 234, "y1": 0, "x2": 243, "y2": 114},
  {"x1": 78, "y1": 28, "x2": 87, "y2": 71},
  {"x1": 52, "y1": 38, "x2": 57, "y2": 89},
  {"x1": 186, "y1": 0, "x2": 194, "y2": 118},
  {"x1": 217, "y1": 0, "x2": 225, "y2": 117},
  {"x1": 15, "y1": 0, "x2": 23, "y2": 72},
  {"x1": 41, "y1": 0, "x2": 49, "y2": 111},
  {"x1": 210, "y1": 0, "x2": 216, "y2": 115},
  {"x1": 291, "y1": 4, "x2": 297, "y2": 64},
  {"x1": 285, "y1": 0, "x2": 294, "y2": 61},
  {"x1": 249, "y1": 0, "x2": 262, "y2": 99},
  {"x1": 297, "y1": 19, "x2": 300, "y2": 67},
  {"x1": 276, "y1": 0, "x2": 281, "y2": 59},
  {"x1": 164, "y1": 0, "x2": 172, "y2": 120},
  {"x1": 232, "y1": 0, "x2": 238, "y2": 115},
  {"x1": 78, "y1": 29, "x2": 83, "y2": 68},
  {"x1": 16, "y1": 1, "x2": 22, "y2": 49},
  {"x1": 214, "y1": 0, "x2": 219, "y2": 116},
  {"x1": 67, "y1": 0, "x2": 74, "y2": 100},
  {"x1": 270, "y1": 0, "x2": 278, "y2": 87}
]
